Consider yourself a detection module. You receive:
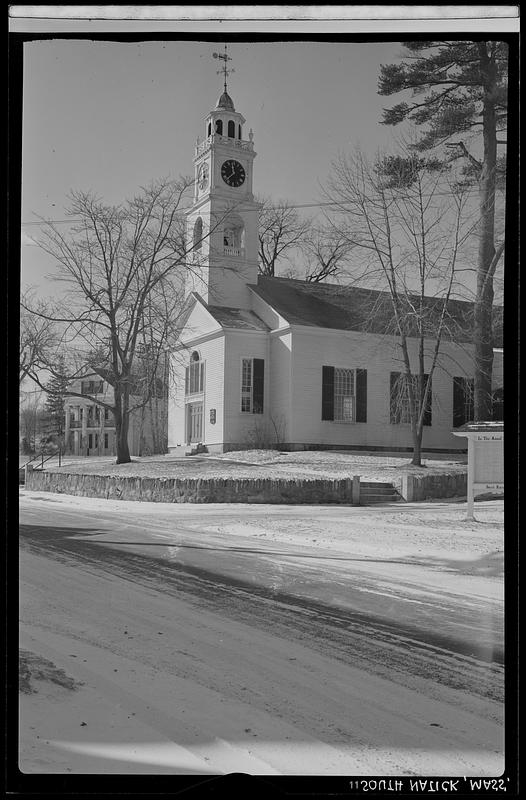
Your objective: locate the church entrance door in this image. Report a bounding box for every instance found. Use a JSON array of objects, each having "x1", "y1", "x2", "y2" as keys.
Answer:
[{"x1": 187, "y1": 402, "x2": 203, "y2": 444}]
